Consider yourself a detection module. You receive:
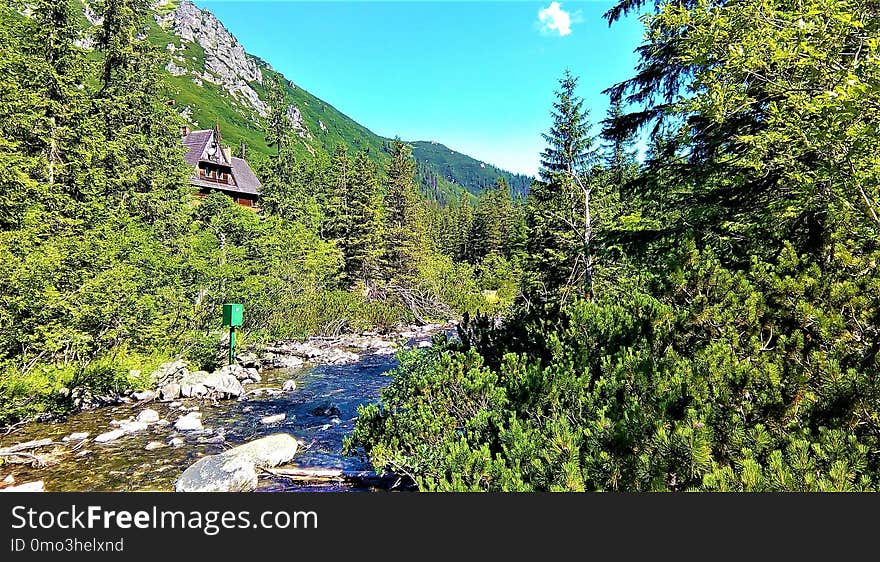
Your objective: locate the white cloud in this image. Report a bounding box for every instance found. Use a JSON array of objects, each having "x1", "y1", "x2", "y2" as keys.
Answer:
[{"x1": 537, "y1": 2, "x2": 576, "y2": 37}]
